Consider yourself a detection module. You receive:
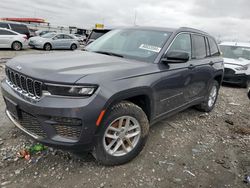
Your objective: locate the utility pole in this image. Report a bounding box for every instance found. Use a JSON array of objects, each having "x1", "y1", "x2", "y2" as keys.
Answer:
[{"x1": 134, "y1": 10, "x2": 137, "y2": 26}]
